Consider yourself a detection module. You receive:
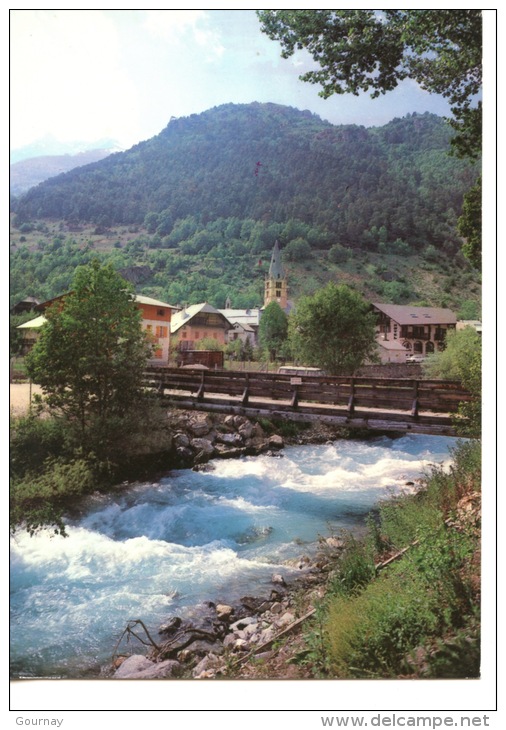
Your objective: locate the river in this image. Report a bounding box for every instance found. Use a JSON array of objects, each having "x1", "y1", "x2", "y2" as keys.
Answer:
[{"x1": 10, "y1": 433, "x2": 458, "y2": 679}]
